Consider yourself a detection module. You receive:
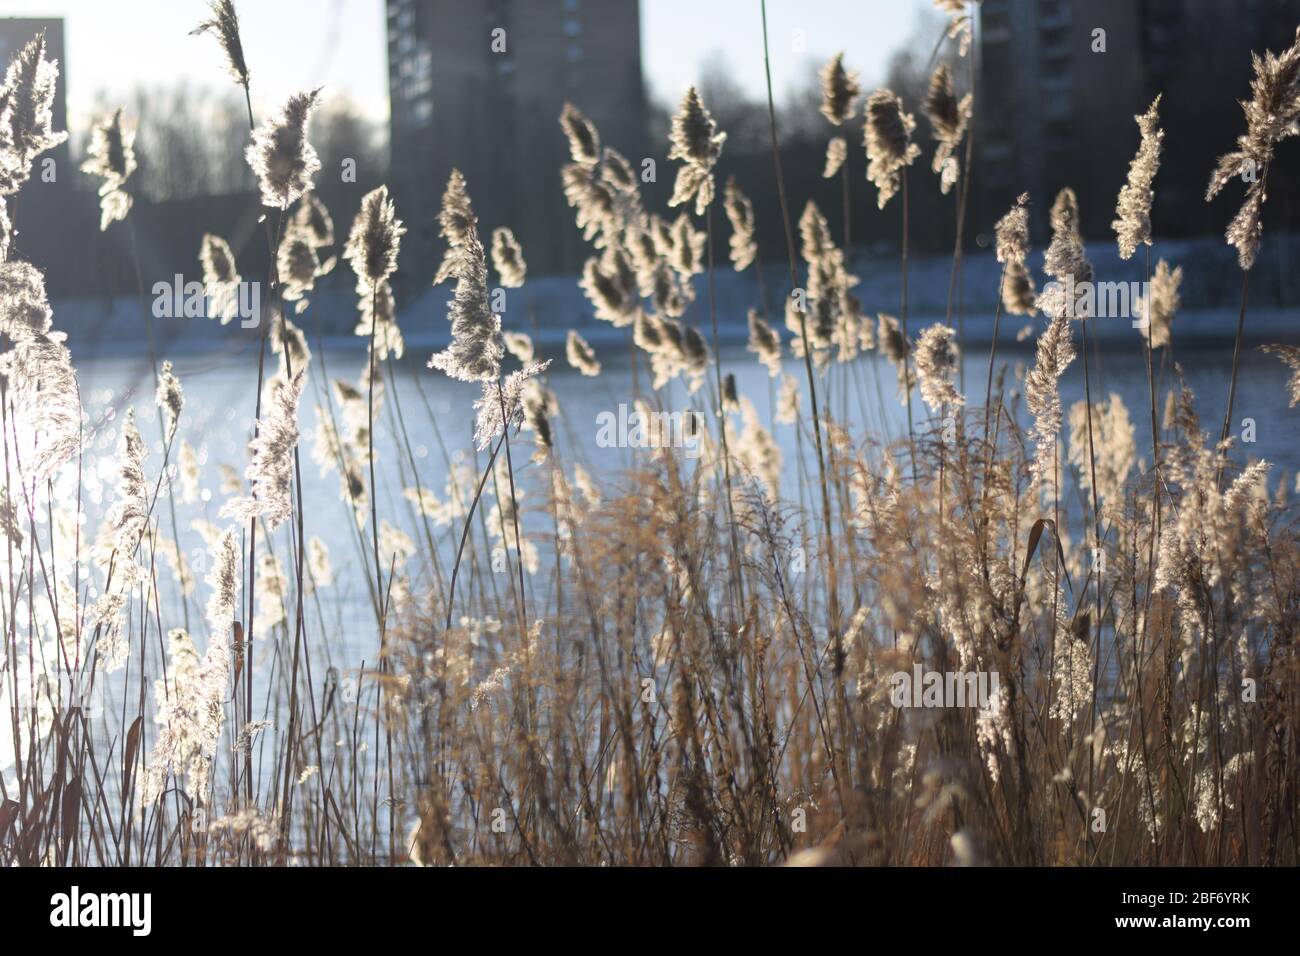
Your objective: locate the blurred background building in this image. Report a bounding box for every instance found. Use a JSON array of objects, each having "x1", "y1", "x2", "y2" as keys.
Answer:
[
  {"x1": 6, "y1": 2, "x2": 1300, "y2": 322},
  {"x1": 978, "y1": 0, "x2": 1300, "y2": 240},
  {"x1": 387, "y1": 0, "x2": 648, "y2": 281}
]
